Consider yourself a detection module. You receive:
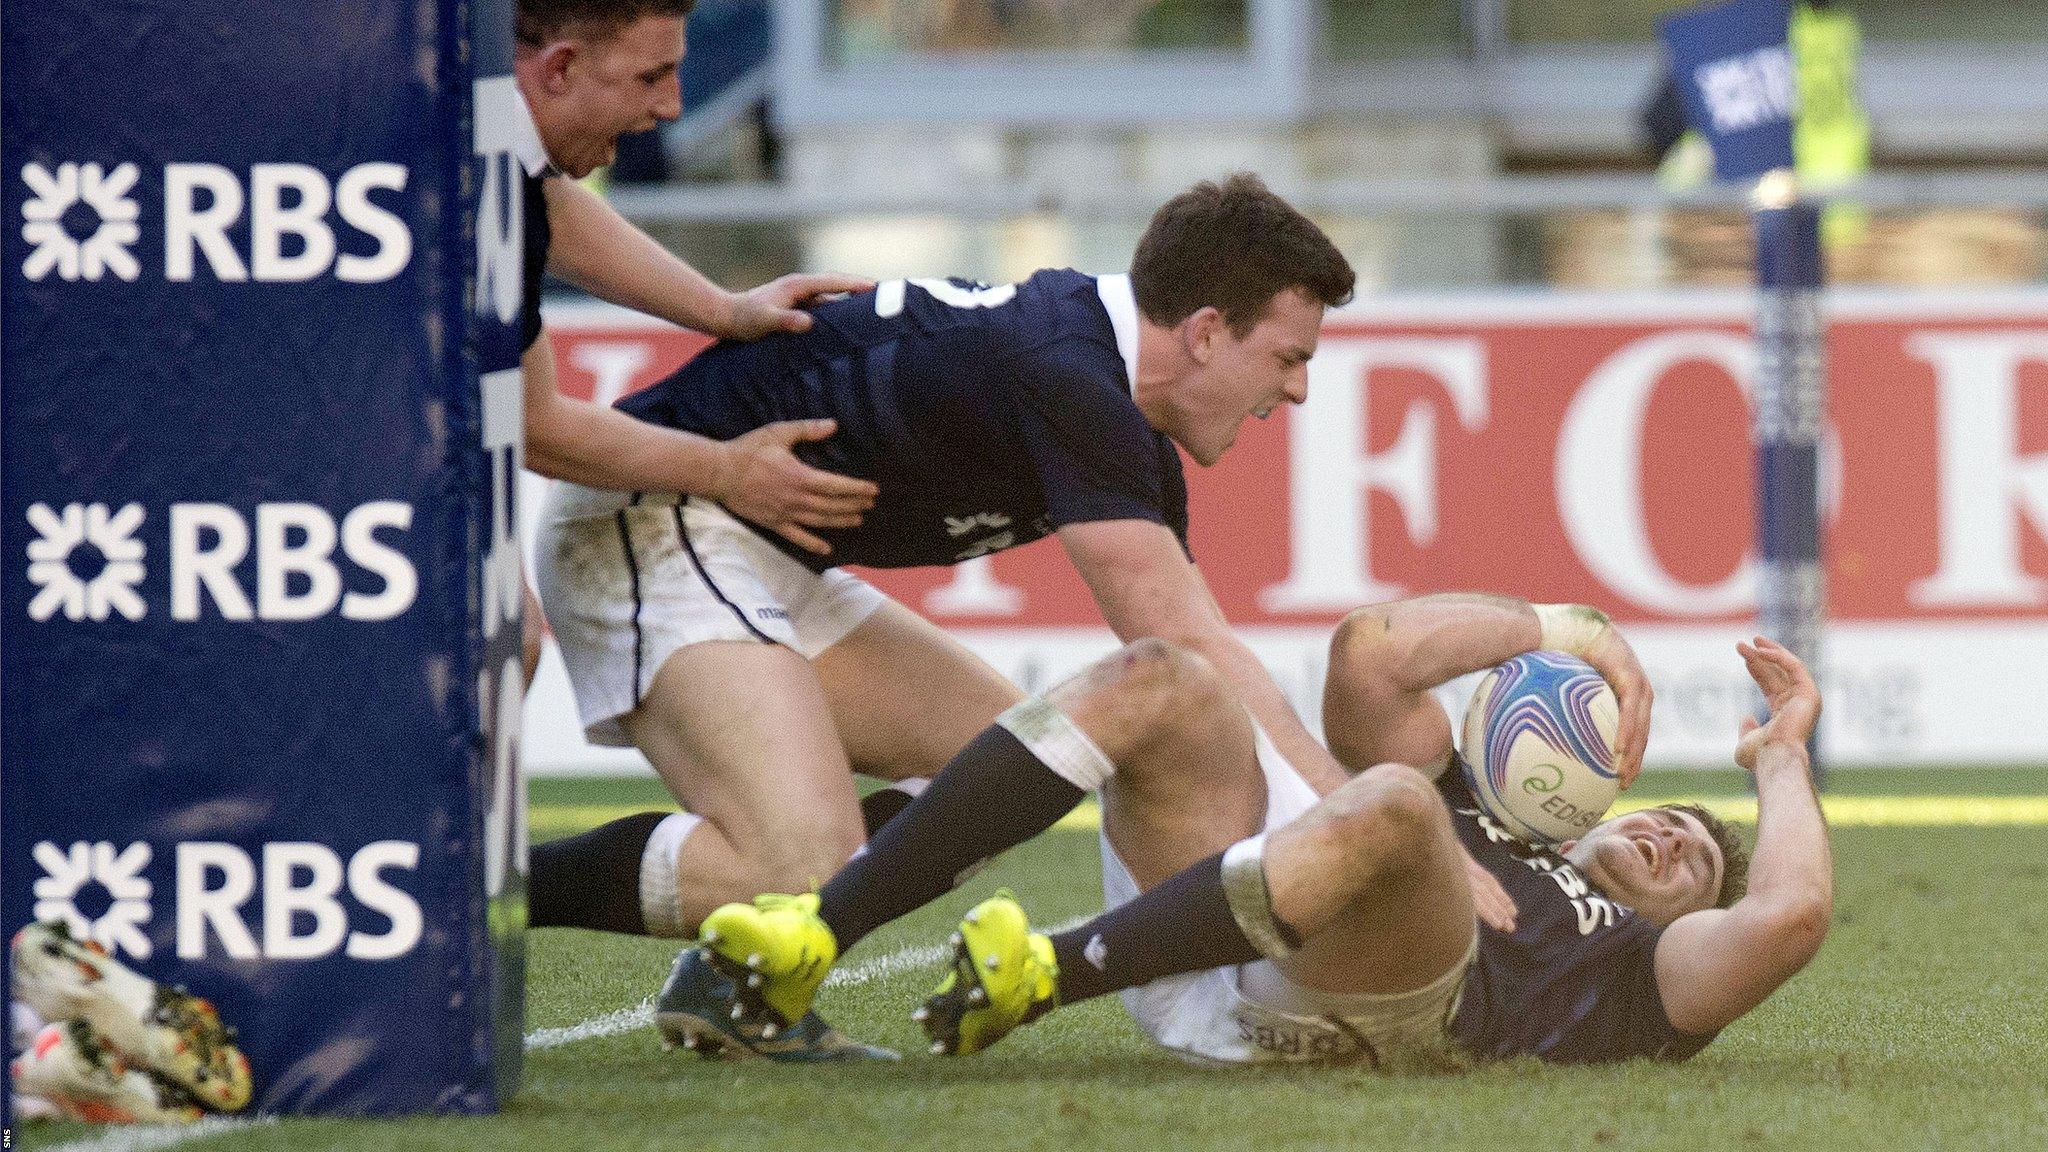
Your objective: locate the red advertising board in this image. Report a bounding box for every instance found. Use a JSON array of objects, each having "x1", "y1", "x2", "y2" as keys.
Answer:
[{"x1": 527, "y1": 292, "x2": 2048, "y2": 766}]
